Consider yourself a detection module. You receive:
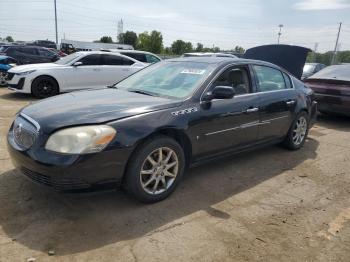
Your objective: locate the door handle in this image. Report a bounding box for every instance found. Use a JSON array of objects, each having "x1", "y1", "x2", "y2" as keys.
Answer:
[
  {"x1": 246, "y1": 107, "x2": 259, "y2": 113},
  {"x1": 286, "y1": 100, "x2": 296, "y2": 105}
]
